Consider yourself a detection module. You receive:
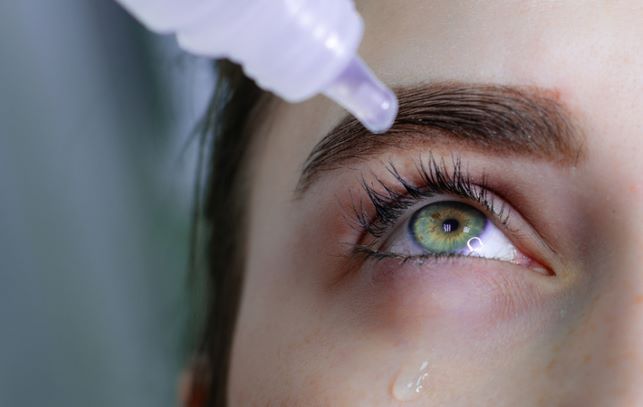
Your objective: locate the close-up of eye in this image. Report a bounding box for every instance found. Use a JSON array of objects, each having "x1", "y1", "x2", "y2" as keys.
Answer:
[
  {"x1": 351, "y1": 158, "x2": 548, "y2": 274},
  {"x1": 379, "y1": 199, "x2": 521, "y2": 263}
]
